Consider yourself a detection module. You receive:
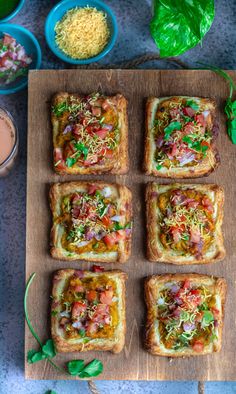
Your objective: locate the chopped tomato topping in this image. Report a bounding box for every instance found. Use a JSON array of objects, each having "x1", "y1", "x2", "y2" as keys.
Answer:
[
  {"x1": 84, "y1": 155, "x2": 99, "y2": 166},
  {"x1": 95, "y1": 128, "x2": 108, "y2": 139},
  {"x1": 183, "y1": 122, "x2": 195, "y2": 134},
  {"x1": 195, "y1": 114, "x2": 206, "y2": 128},
  {"x1": 86, "y1": 321, "x2": 98, "y2": 335},
  {"x1": 86, "y1": 290, "x2": 97, "y2": 302},
  {"x1": 74, "y1": 285, "x2": 84, "y2": 293},
  {"x1": 202, "y1": 196, "x2": 214, "y2": 213},
  {"x1": 92, "y1": 106, "x2": 102, "y2": 117},
  {"x1": 100, "y1": 290, "x2": 113, "y2": 305},
  {"x1": 100, "y1": 147, "x2": 114, "y2": 158},
  {"x1": 201, "y1": 141, "x2": 210, "y2": 148},
  {"x1": 192, "y1": 339, "x2": 204, "y2": 353},
  {"x1": 102, "y1": 100, "x2": 110, "y2": 111},
  {"x1": 87, "y1": 184, "x2": 98, "y2": 195},
  {"x1": 211, "y1": 306, "x2": 220, "y2": 318},
  {"x1": 170, "y1": 108, "x2": 180, "y2": 119},
  {"x1": 71, "y1": 301, "x2": 87, "y2": 319},
  {"x1": 188, "y1": 289, "x2": 202, "y2": 306},
  {"x1": 183, "y1": 279, "x2": 191, "y2": 290},
  {"x1": 92, "y1": 265, "x2": 104, "y2": 272},
  {"x1": 103, "y1": 232, "x2": 119, "y2": 247},
  {"x1": 183, "y1": 107, "x2": 195, "y2": 117},
  {"x1": 54, "y1": 148, "x2": 66, "y2": 170},
  {"x1": 102, "y1": 215, "x2": 112, "y2": 227},
  {"x1": 103, "y1": 230, "x2": 126, "y2": 247}
]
